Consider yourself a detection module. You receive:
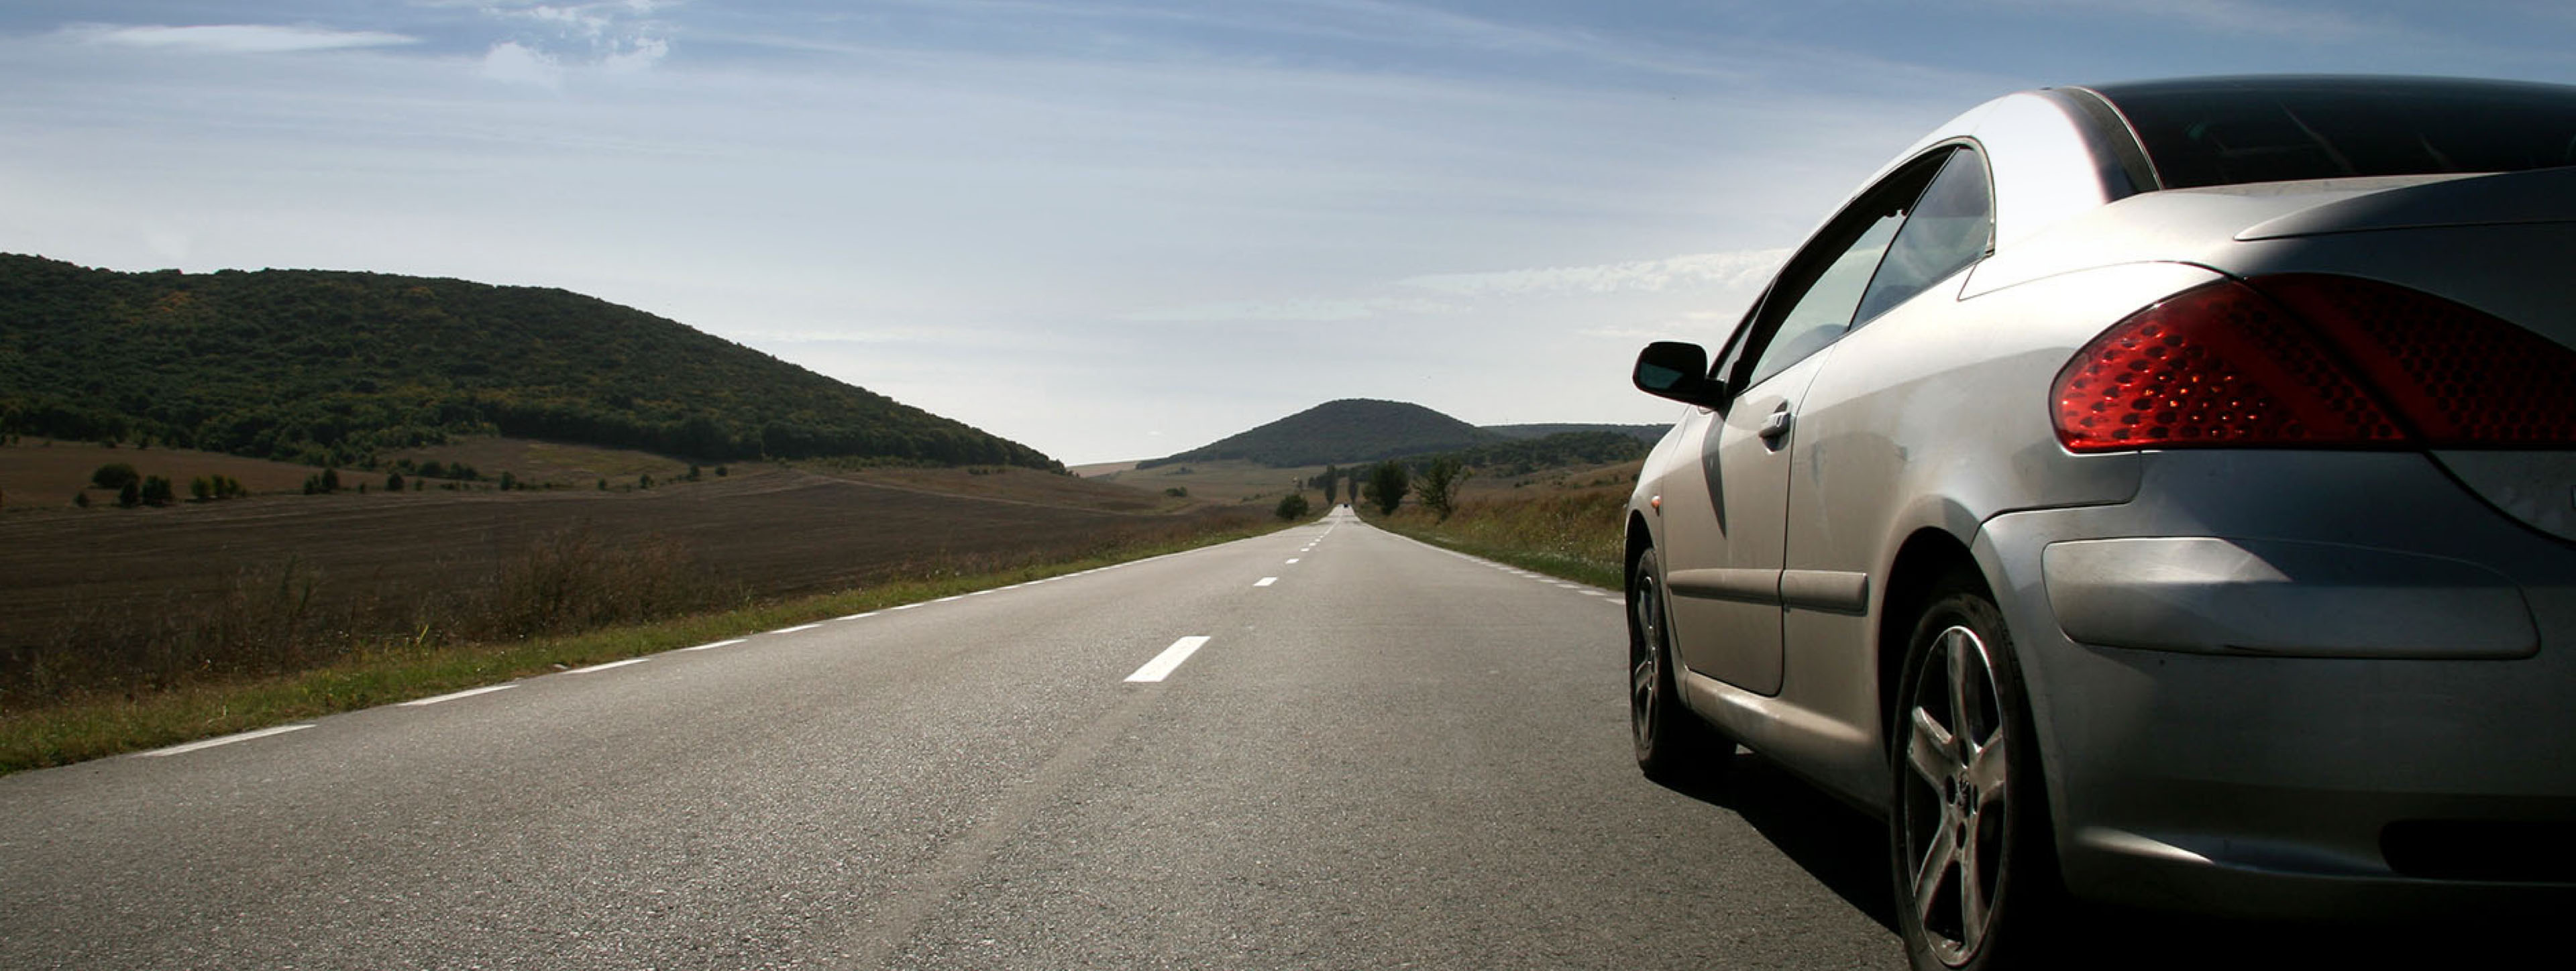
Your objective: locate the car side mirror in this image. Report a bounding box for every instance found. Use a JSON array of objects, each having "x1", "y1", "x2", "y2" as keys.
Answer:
[{"x1": 1633, "y1": 341, "x2": 1726, "y2": 407}]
